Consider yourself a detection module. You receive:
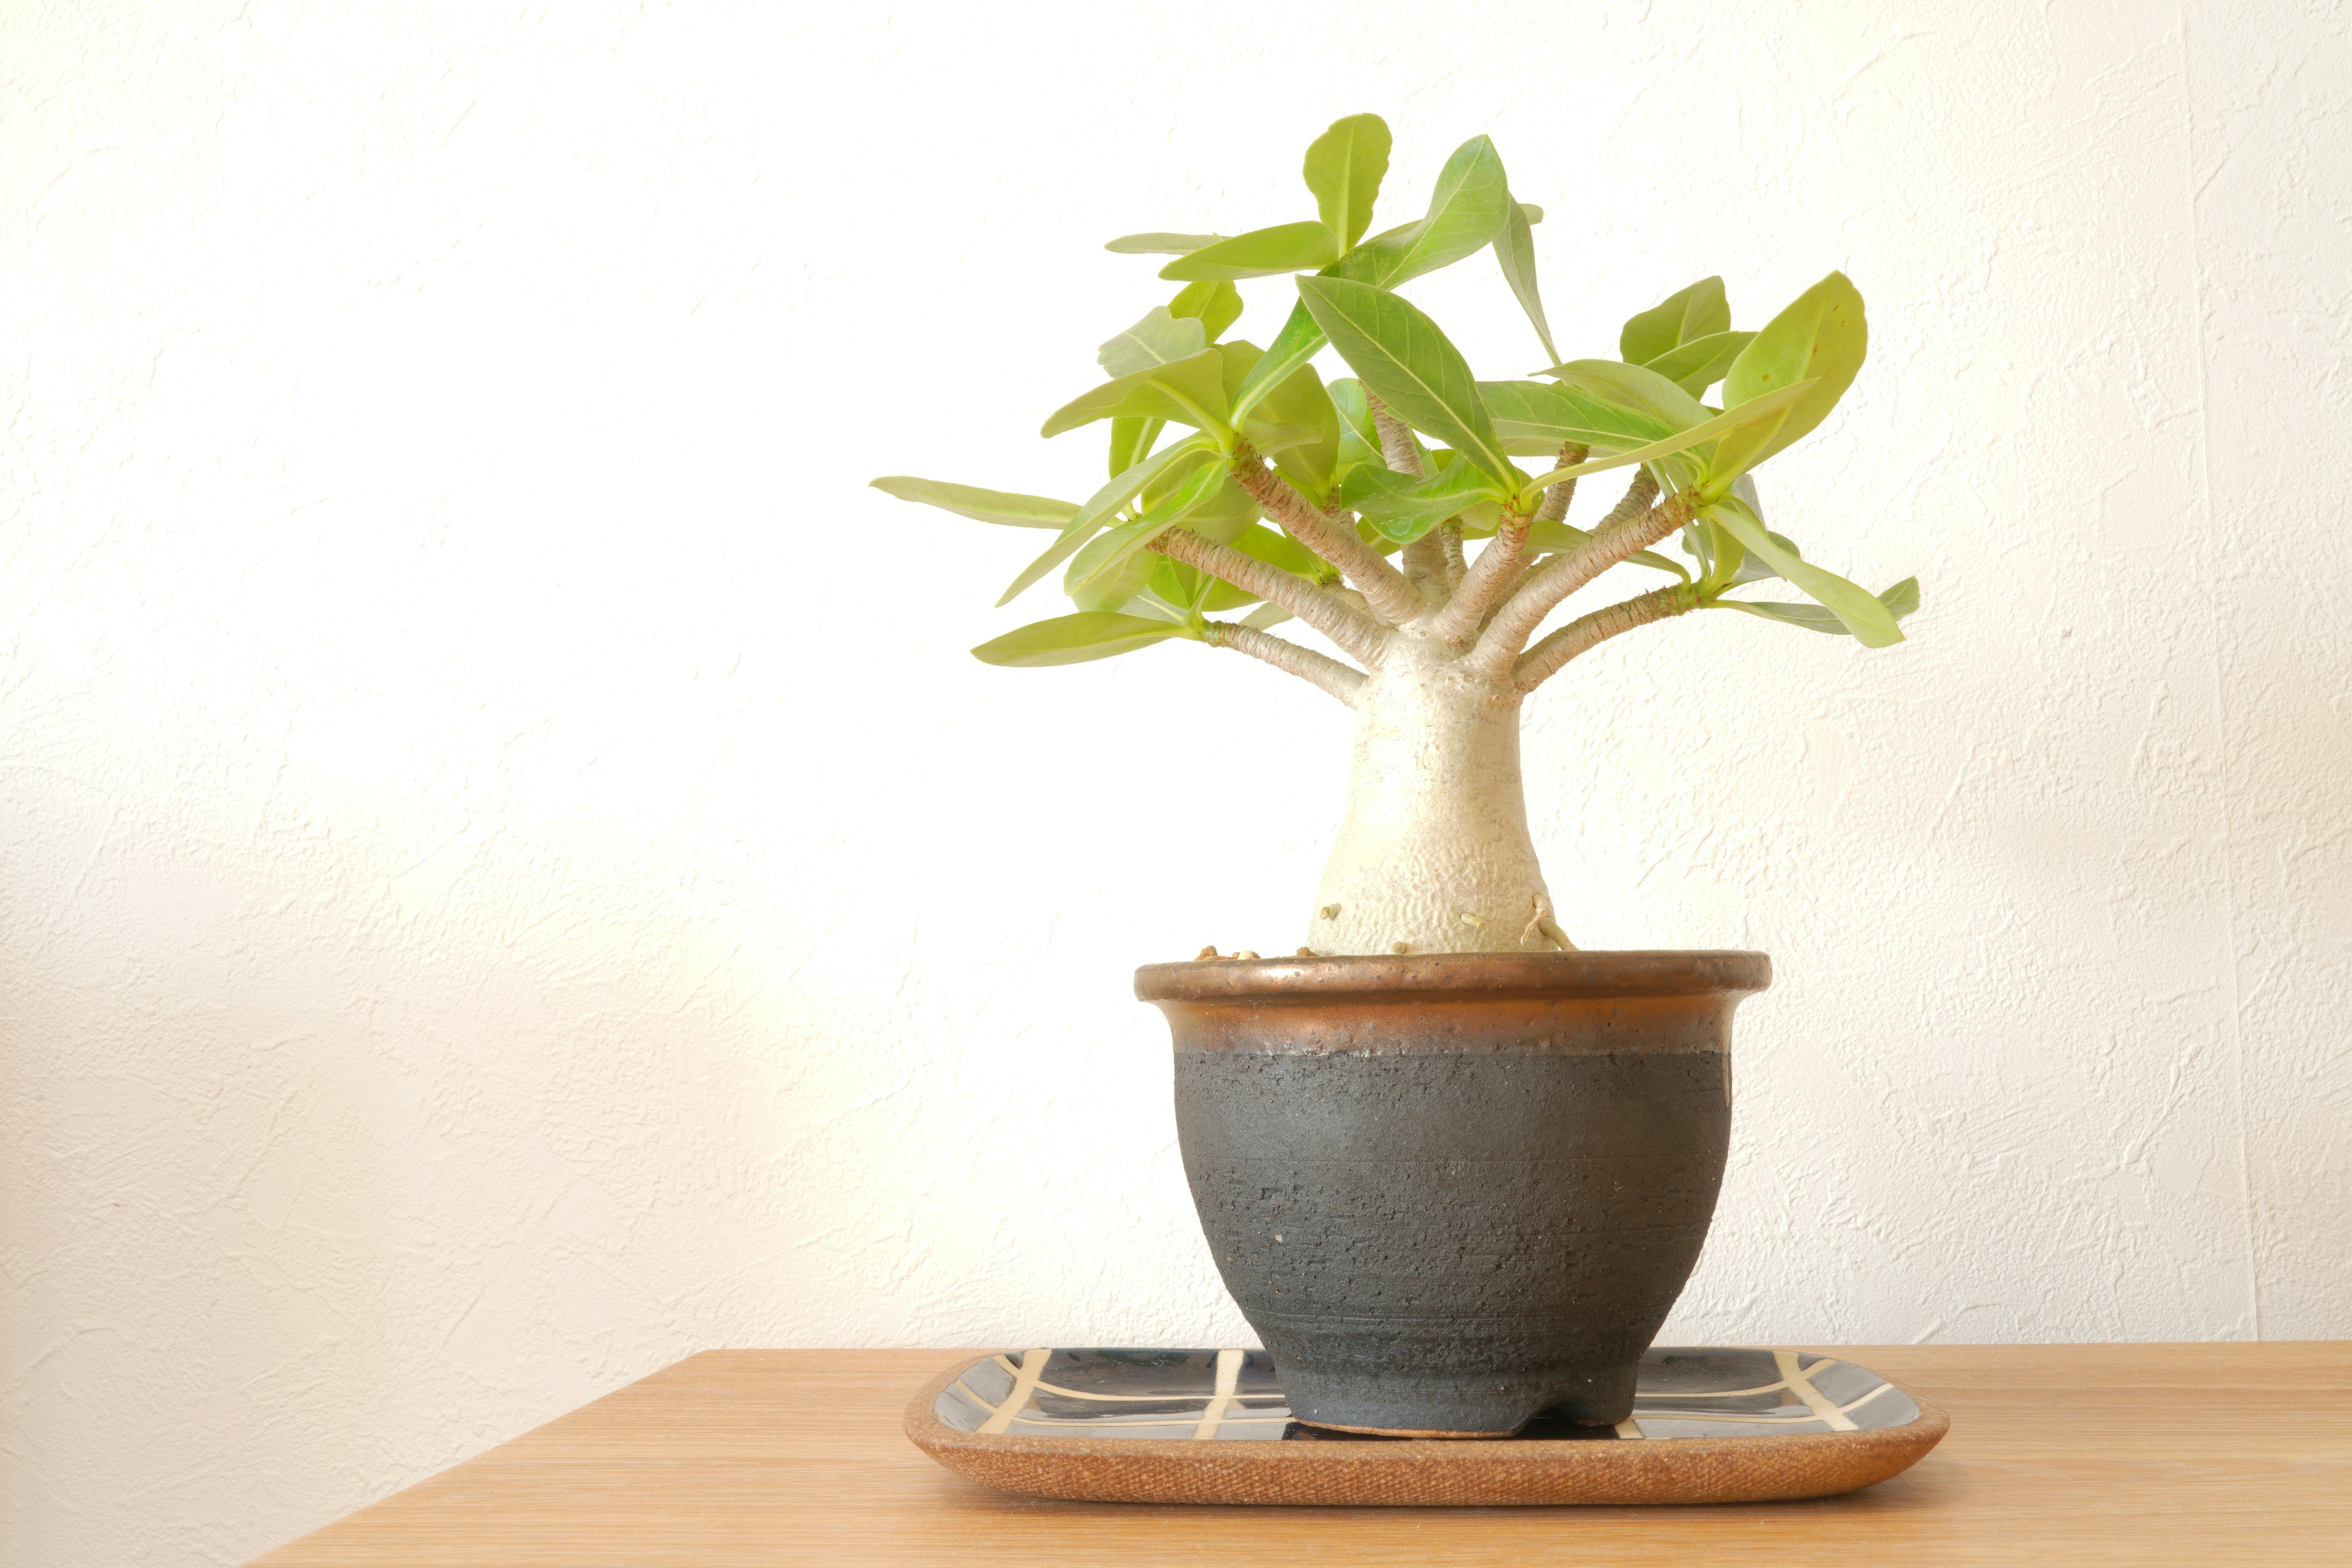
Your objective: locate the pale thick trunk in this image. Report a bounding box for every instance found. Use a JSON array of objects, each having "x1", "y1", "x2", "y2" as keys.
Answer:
[{"x1": 1306, "y1": 639, "x2": 1567, "y2": 956}]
